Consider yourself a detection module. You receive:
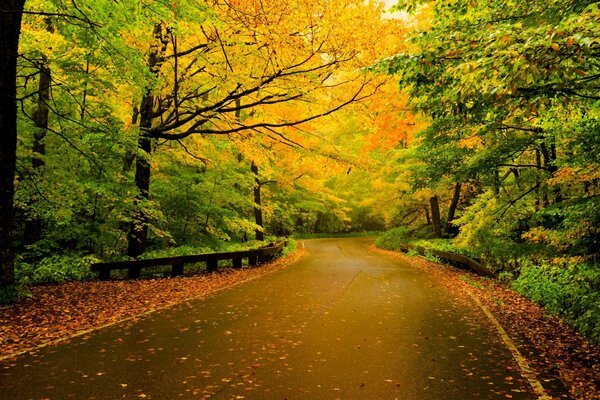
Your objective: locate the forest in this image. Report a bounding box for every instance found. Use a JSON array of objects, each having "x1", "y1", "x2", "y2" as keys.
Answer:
[{"x1": 0, "y1": 0, "x2": 599, "y2": 342}]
